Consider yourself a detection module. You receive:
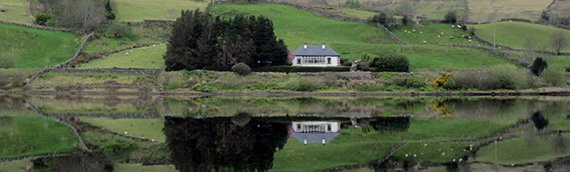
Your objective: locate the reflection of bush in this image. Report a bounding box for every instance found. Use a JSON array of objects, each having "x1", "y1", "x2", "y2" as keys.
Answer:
[
  {"x1": 432, "y1": 102, "x2": 454, "y2": 117},
  {"x1": 164, "y1": 117, "x2": 289, "y2": 172}
]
